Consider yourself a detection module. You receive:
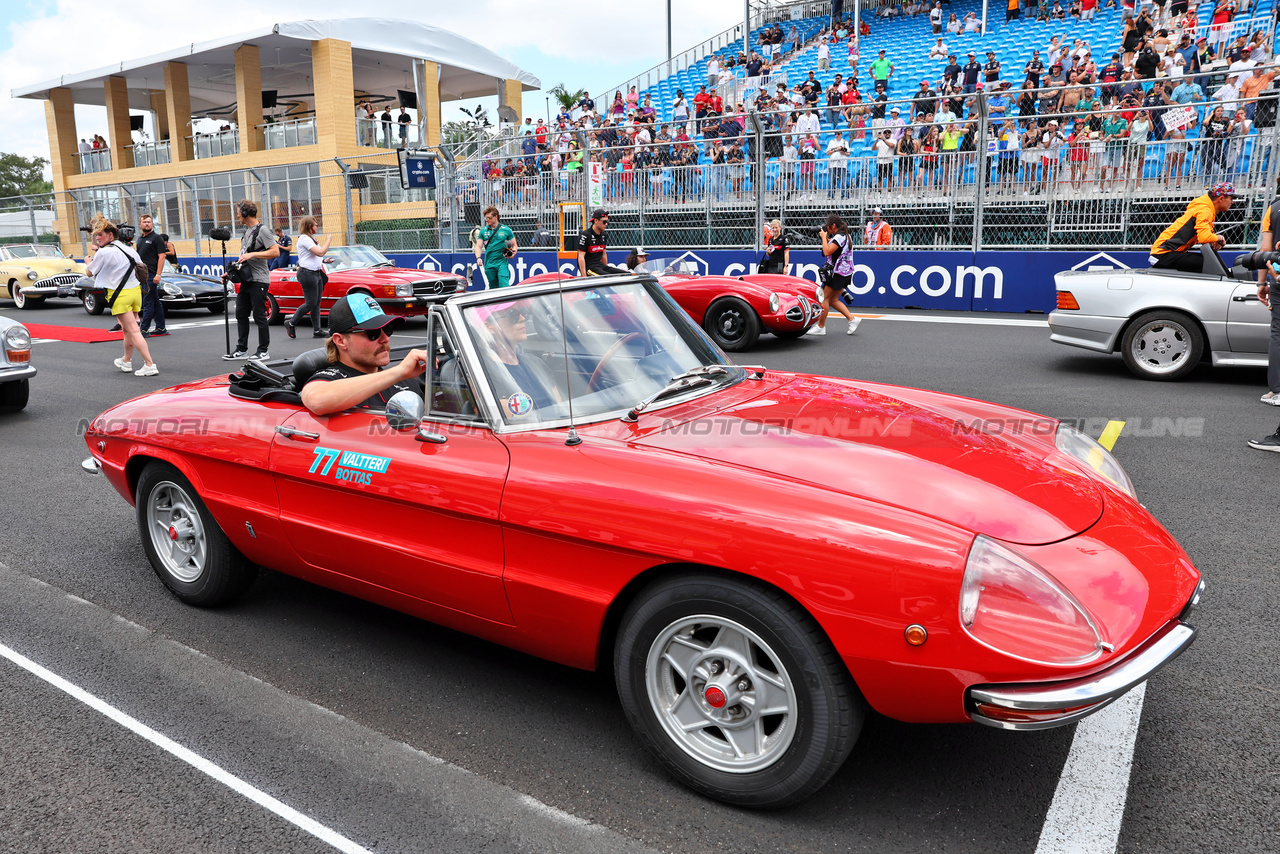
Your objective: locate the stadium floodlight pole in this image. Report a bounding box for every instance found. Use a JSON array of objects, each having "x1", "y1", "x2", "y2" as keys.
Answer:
[
  {"x1": 744, "y1": 0, "x2": 750, "y2": 60},
  {"x1": 668, "y1": 0, "x2": 673, "y2": 77},
  {"x1": 981, "y1": 0, "x2": 988, "y2": 35},
  {"x1": 854, "y1": 2, "x2": 860, "y2": 51}
]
